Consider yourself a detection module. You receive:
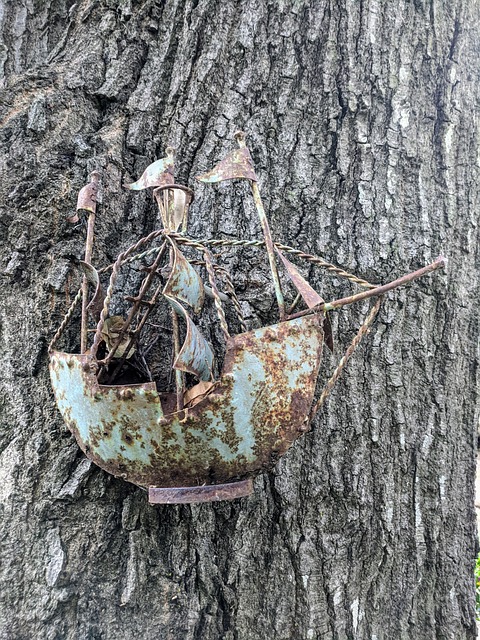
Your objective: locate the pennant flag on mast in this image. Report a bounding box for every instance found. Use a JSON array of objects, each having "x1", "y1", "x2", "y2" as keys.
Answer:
[
  {"x1": 276, "y1": 248, "x2": 334, "y2": 352},
  {"x1": 196, "y1": 147, "x2": 257, "y2": 183},
  {"x1": 124, "y1": 148, "x2": 175, "y2": 190}
]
